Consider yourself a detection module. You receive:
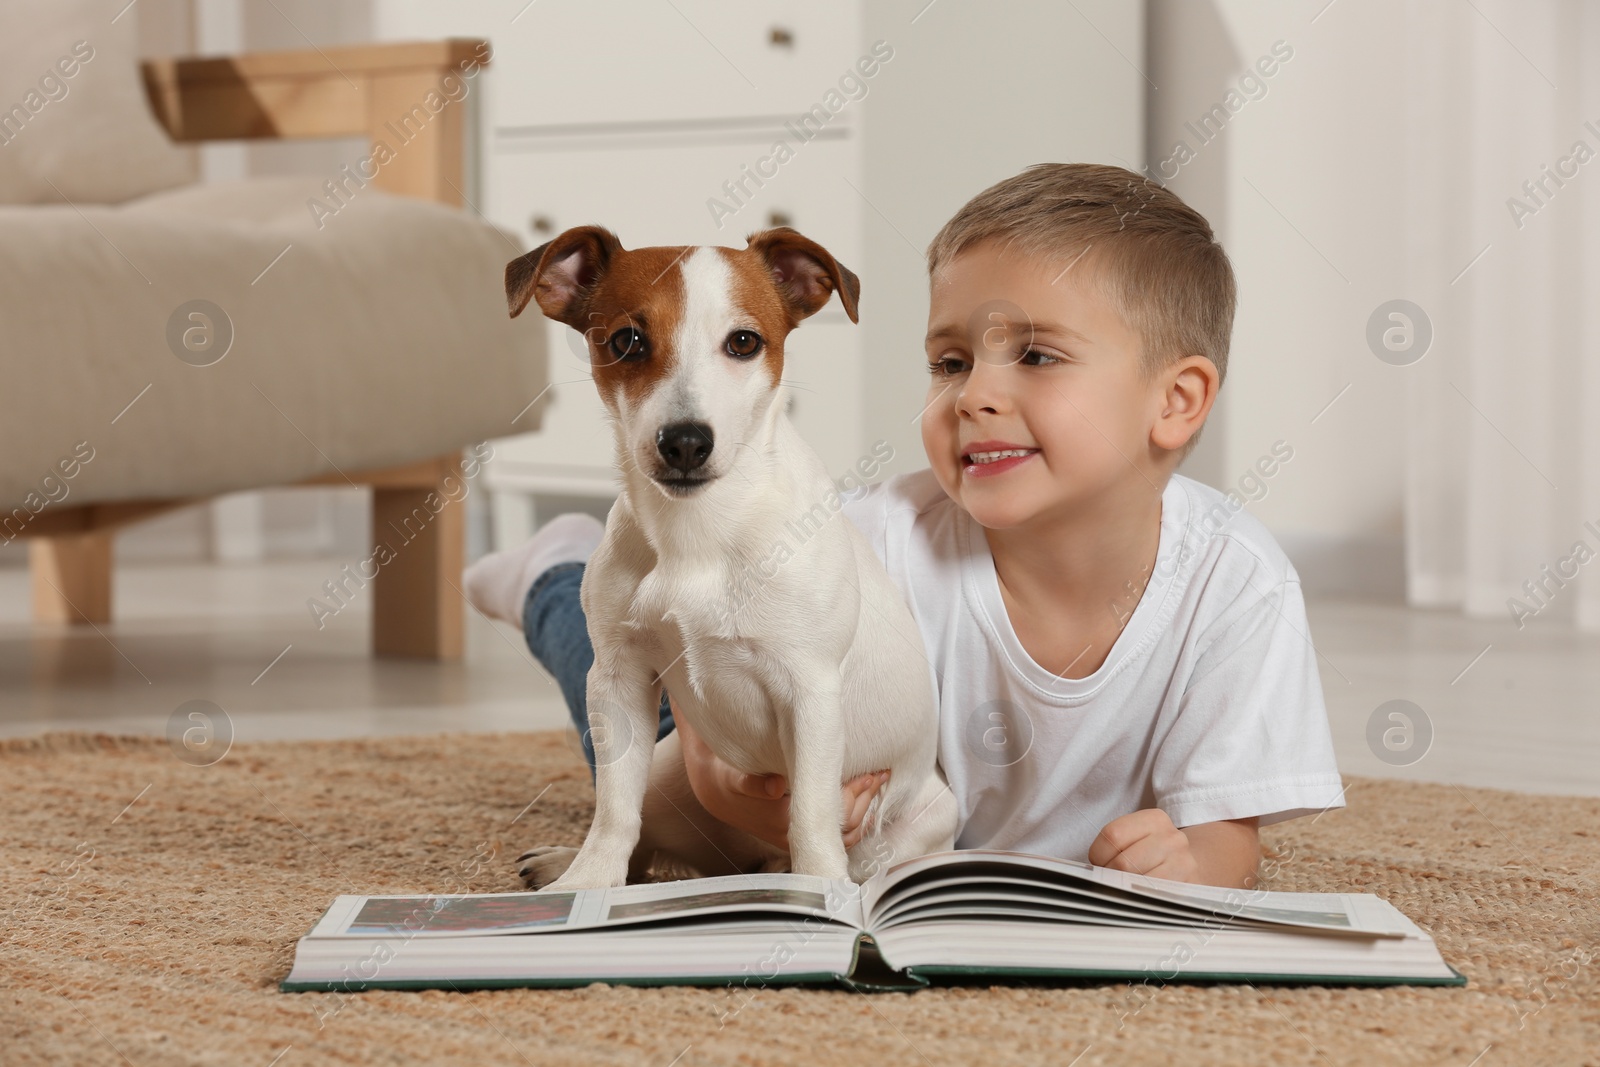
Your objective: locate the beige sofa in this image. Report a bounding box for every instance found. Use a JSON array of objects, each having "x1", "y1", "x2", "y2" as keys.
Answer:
[{"x1": 0, "y1": 2, "x2": 548, "y2": 659}]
